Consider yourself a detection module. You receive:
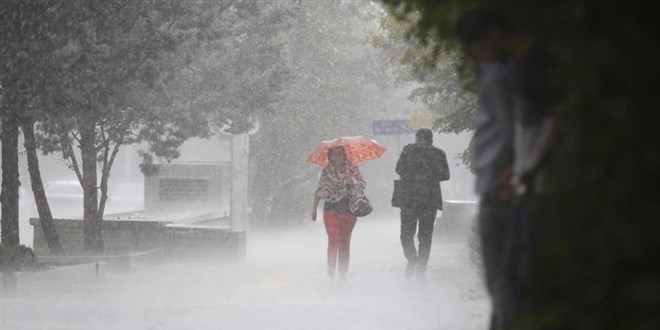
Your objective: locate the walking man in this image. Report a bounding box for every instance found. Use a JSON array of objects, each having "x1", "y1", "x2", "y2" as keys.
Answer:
[{"x1": 394, "y1": 128, "x2": 450, "y2": 279}]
